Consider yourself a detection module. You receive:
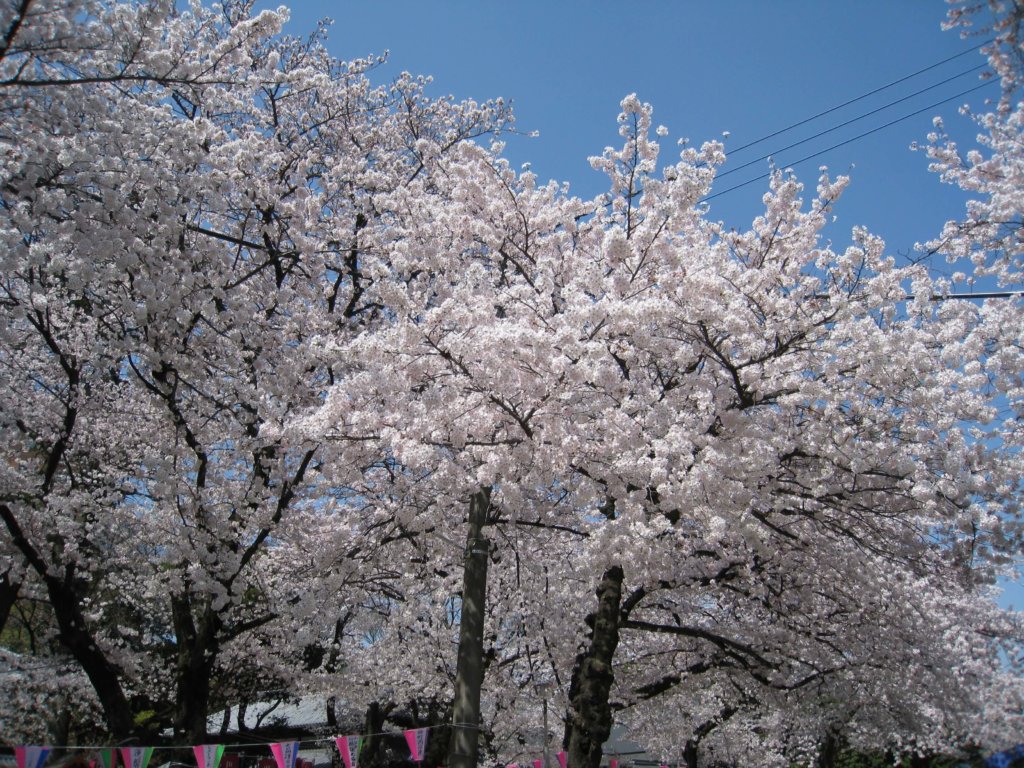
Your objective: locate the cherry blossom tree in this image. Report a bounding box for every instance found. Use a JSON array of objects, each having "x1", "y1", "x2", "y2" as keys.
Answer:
[
  {"x1": 2, "y1": 1, "x2": 1021, "y2": 763},
  {"x1": 558, "y1": 96, "x2": 1023, "y2": 766},
  {"x1": 0, "y1": 0, "x2": 510, "y2": 743},
  {"x1": 309, "y1": 87, "x2": 1023, "y2": 767}
]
